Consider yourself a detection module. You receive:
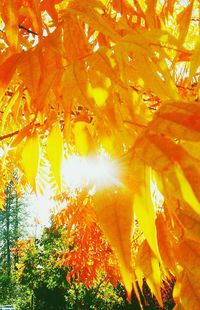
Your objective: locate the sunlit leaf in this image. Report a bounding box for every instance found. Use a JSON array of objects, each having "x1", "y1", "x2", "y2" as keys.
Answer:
[
  {"x1": 156, "y1": 213, "x2": 176, "y2": 273},
  {"x1": 174, "y1": 271, "x2": 200, "y2": 310},
  {"x1": 175, "y1": 166, "x2": 200, "y2": 215},
  {"x1": 150, "y1": 101, "x2": 200, "y2": 141},
  {"x1": 177, "y1": 1, "x2": 194, "y2": 45},
  {"x1": 47, "y1": 123, "x2": 63, "y2": 189},
  {"x1": 135, "y1": 240, "x2": 163, "y2": 306},
  {"x1": 21, "y1": 133, "x2": 40, "y2": 191},
  {"x1": 0, "y1": 54, "x2": 21, "y2": 103},
  {"x1": 93, "y1": 187, "x2": 134, "y2": 297},
  {"x1": 134, "y1": 161, "x2": 161, "y2": 259},
  {"x1": 74, "y1": 121, "x2": 90, "y2": 156},
  {"x1": 189, "y1": 37, "x2": 200, "y2": 80}
]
